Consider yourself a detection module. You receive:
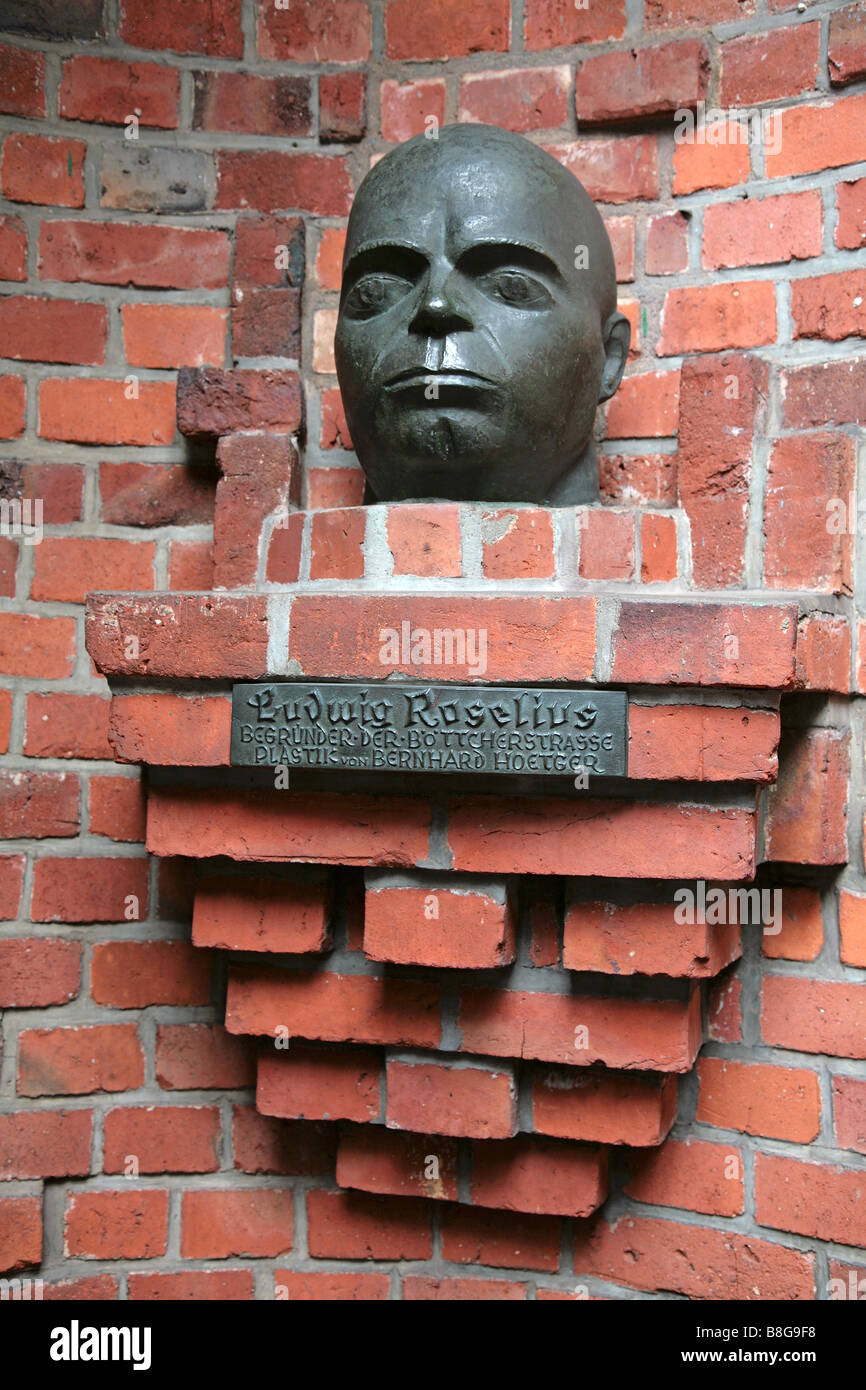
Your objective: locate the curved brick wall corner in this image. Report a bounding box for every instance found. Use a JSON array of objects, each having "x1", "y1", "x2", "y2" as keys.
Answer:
[{"x1": 0, "y1": 0, "x2": 865, "y2": 1304}]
